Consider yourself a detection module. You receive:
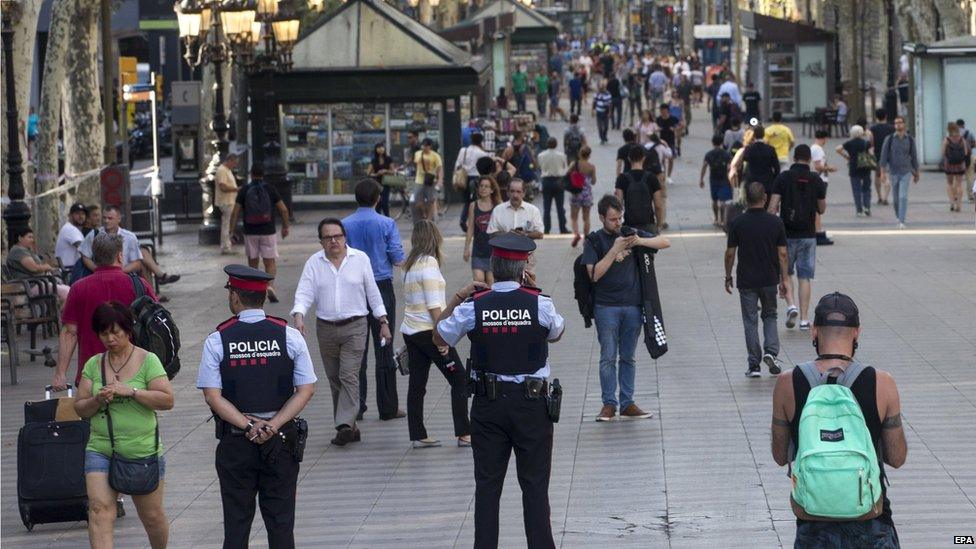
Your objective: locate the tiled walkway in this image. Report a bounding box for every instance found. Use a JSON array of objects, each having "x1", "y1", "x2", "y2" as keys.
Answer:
[{"x1": 3, "y1": 103, "x2": 974, "y2": 548}]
